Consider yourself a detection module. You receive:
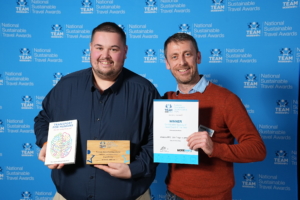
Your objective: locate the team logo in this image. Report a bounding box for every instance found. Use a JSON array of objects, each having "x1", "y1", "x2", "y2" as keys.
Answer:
[
  {"x1": 53, "y1": 72, "x2": 63, "y2": 86},
  {"x1": 22, "y1": 143, "x2": 34, "y2": 157},
  {"x1": 21, "y1": 191, "x2": 33, "y2": 200},
  {"x1": 209, "y1": 49, "x2": 222, "y2": 63},
  {"x1": 82, "y1": 48, "x2": 90, "y2": 63},
  {"x1": 211, "y1": 0, "x2": 225, "y2": 12},
  {"x1": 19, "y1": 48, "x2": 32, "y2": 62},
  {"x1": 165, "y1": 104, "x2": 173, "y2": 113},
  {"x1": 21, "y1": 95, "x2": 34, "y2": 109},
  {"x1": 16, "y1": 0, "x2": 30, "y2": 13},
  {"x1": 179, "y1": 24, "x2": 191, "y2": 35},
  {"x1": 144, "y1": 49, "x2": 158, "y2": 63},
  {"x1": 0, "y1": 166, "x2": 4, "y2": 180},
  {"x1": 0, "y1": 119, "x2": 4, "y2": 133},
  {"x1": 246, "y1": 22, "x2": 261, "y2": 37},
  {"x1": 51, "y1": 24, "x2": 64, "y2": 38},
  {"x1": 242, "y1": 173, "x2": 256, "y2": 188},
  {"x1": 274, "y1": 150, "x2": 289, "y2": 165},
  {"x1": 278, "y1": 47, "x2": 293, "y2": 63},
  {"x1": 118, "y1": 24, "x2": 126, "y2": 33},
  {"x1": 244, "y1": 74, "x2": 258, "y2": 88},
  {"x1": 282, "y1": 0, "x2": 299, "y2": 9},
  {"x1": 275, "y1": 99, "x2": 290, "y2": 114},
  {"x1": 0, "y1": 73, "x2": 3, "y2": 85},
  {"x1": 80, "y1": 0, "x2": 94, "y2": 14},
  {"x1": 144, "y1": 0, "x2": 158, "y2": 14}
]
